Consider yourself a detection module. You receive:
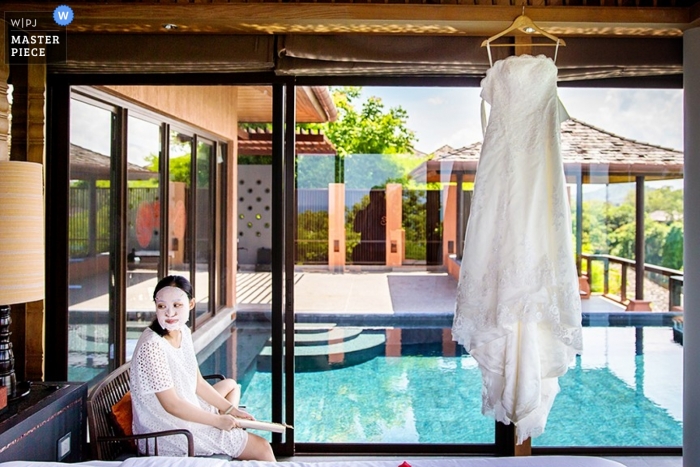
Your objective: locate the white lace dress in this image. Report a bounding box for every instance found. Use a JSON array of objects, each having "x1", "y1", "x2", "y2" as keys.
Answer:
[
  {"x1": 130, "y1": 326, "x2": 248, "y2": 457},
  {"x1": 451, "y1": 54, "x2": 583, "y2": 444}
]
